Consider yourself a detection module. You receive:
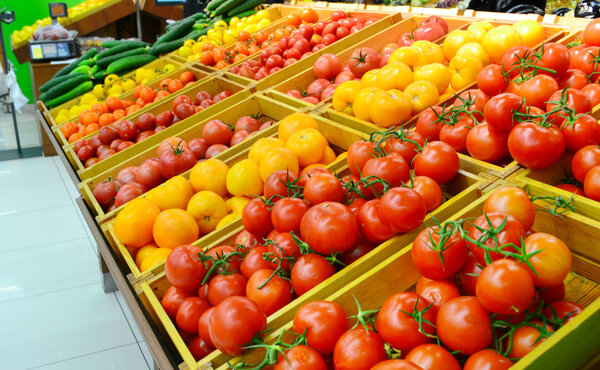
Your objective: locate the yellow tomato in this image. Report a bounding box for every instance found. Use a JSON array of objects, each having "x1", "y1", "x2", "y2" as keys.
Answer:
[
  {"x1": 256, "y1": 10, "x2": 269, "y2": 20},
  {"x1": 68, "y1": 105, "x2": 80, "y2": 118},
  {"x1": 278, "y1": 113, "x2": 319, "y2": 142},
  {"x1": 107, "y1": 85, "x2": 123, "y2": 96},
  {"x1": 104, "y1": 74, "x2": 120, "y2": 85},
  {"x1": 214, "y1": 20, "x2": 227, "y2": 29},
  {"x1": 121, "y1": 78, "x2": 136, "y2": 91},
  {"x1": 322, "y1": 146, "x2": 336, "y2": 165},
  {"x1": 114, "y1": 198, "x2": 160, "y2": 248},
  {"x1": 229, "y1": 17, "x2": 240, "y2": 28},
  {"x1": 223, "y1": 29, "x2": 237, "y2": 44},
  {"x1": 512, "y1": 20, "x2": 545, "y2": 48},
  {"x1": 449, "y1": 55, "x2": 484, "y2": 91},
  {"x1": 145, "y1": 176, "x2": 193, "y2": 211},
  {"x1": 369, "y1": 89, "x2": 412, "y2": 128},
  {"x1": 189, "y1": 159, "x2": 229, "y2": 196},
  {"x1": 152, "y1": 209, "x2": 199, "y2": 249},
  {"x1": 412, "y1": 41, "x2": 445, "y2": 66},
  {"x1": 353, "y1": 87, "x2": 380, "y2": 122},
  {"x1": 179, "y1": 46, "x2": 192, "y2": 58},
  {"x1": 332, "y1": 80, "x2": 361, "y2": 115},
  {"x1": 226, "y1": 159, "x2": 264, "y2": 196},
  {"x1": 225, "y1": 196, "x2": 250, "y2": 215},
  {"x1": 286, "y1": 128, "x2": 328, "y2": 167},
  {"x1": 93, "y1": 84, "x2": 105, "y2": 98},
  {"x1": 216, "y1": 213, "x2": 240, "y2": 230},
  {"x1": 360, "y1": 69, "x2": 379, "y2": 88},
  {"x1": 81, "y1": 92, "x2": 97, "y2": 105},
  {"x1": 376, "y1": 63, "x2": 413, "y2": 91},
  {"x1": 135, "y1": 244, "x2": 158, "y2": 268},
  {"x1": 183, "y1": 39, "x2": 196, "y2": 47},
  {"x1": 413, "y1": 63, "x2": 450, "y2": 95},
  {"x1": 454, "y1": 42, "x2": 490, "y2": 66},
  {"x1": 482, "y1": 25, "x2": 523, "y2": 64},
  {"x1": 249, "y1": 137, "x2": 286, "y2": 163},
  {"x1": 259, "y1": 147, "x2": 299, "y2": 181},
  {"x1": 388, "y1": 47, "x2": 419, "y2": 67},
  {"x1": 442, "y1": 30, "x2": 476, "y2": 61},
  {"x1": 404, "y1": 81, "x2": 440, "y2": 115},
  {"x1": 187, "y1": 191, "x2": 229, "y2": 234},
  {"x1": 467, "y1": 22, "x2": 493, "y2": 43},
  {"x1": 257, "y1": 19, "x2": 271, "y2": 29},
  {"x1": 140, "y1": 248, "x2": 172, "y2": 272}
]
